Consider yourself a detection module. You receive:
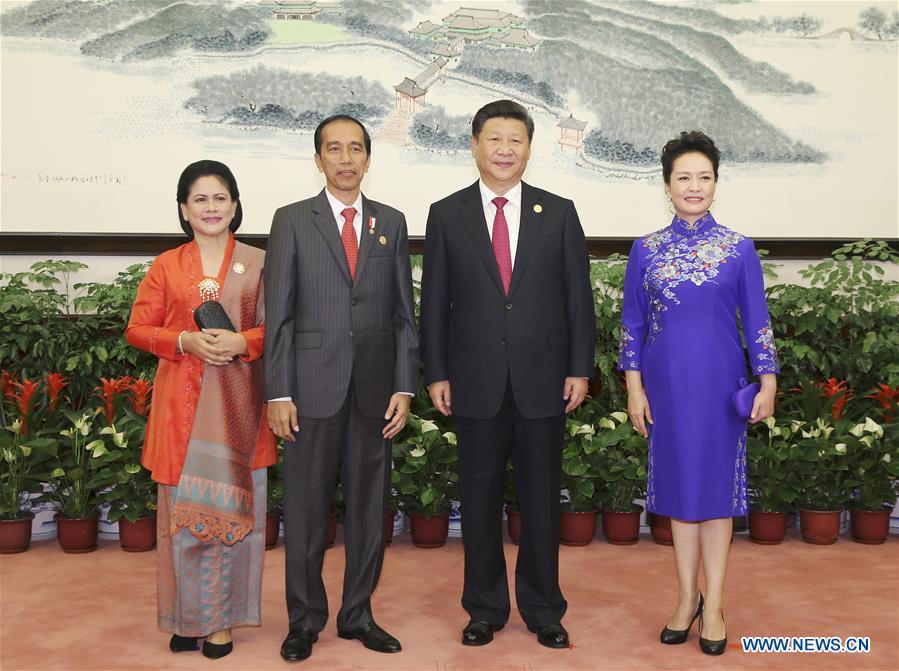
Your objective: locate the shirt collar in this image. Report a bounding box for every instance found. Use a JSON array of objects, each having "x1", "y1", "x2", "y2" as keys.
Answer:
[
  {"x1": 479, "y1": 180, "x2": 522, "y2": 211},
  {"x1": 672, "y1": 210, "x2": 716, "y2": 236},
  {"x1": 324, "y1": 188, "x2": 363, "y2": 223}
]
